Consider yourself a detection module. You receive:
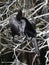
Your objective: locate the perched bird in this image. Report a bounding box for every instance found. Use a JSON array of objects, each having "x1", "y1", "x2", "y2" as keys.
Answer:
[
  {"x1": 9, "y1": 9, "x2": 36, "y2": 39},
  {"x1": 9, "y1": 9, "x2": 39, "y2": 65}
]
